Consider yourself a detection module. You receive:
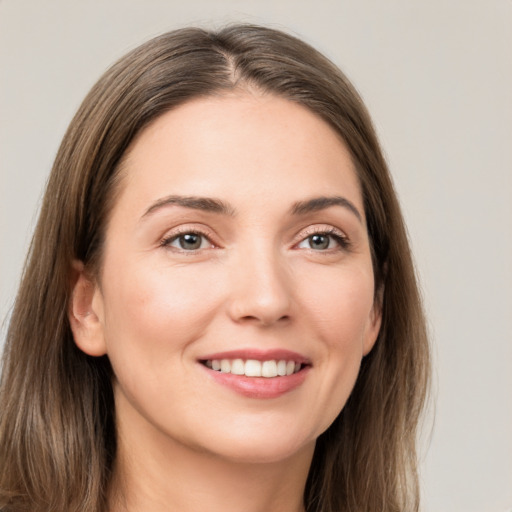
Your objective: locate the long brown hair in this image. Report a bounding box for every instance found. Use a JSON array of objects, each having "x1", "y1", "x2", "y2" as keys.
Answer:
[{"x1": 0, "y1": 25, "x2": 429, "y2": 512}]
